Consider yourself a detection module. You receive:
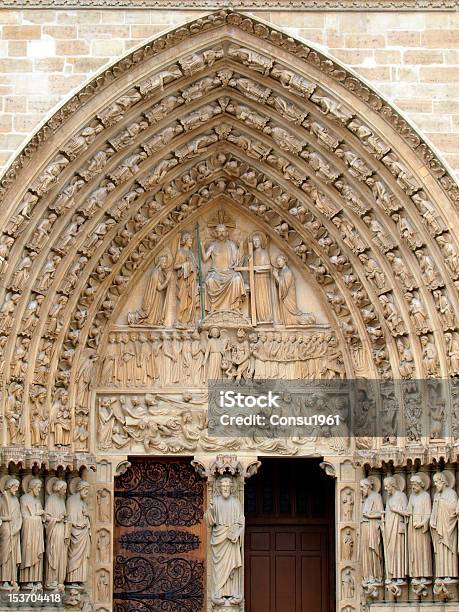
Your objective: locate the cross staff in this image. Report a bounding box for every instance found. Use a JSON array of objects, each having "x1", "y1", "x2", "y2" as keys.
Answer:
[{"x1": 195, "y1": 223, "x2": 205, "y2": 321}]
